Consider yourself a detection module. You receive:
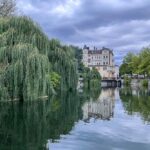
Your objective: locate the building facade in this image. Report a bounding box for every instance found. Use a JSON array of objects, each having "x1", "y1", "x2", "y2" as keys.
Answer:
[{"x1": 82, "y1": 45, "x2": 119, "y2": 79}]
